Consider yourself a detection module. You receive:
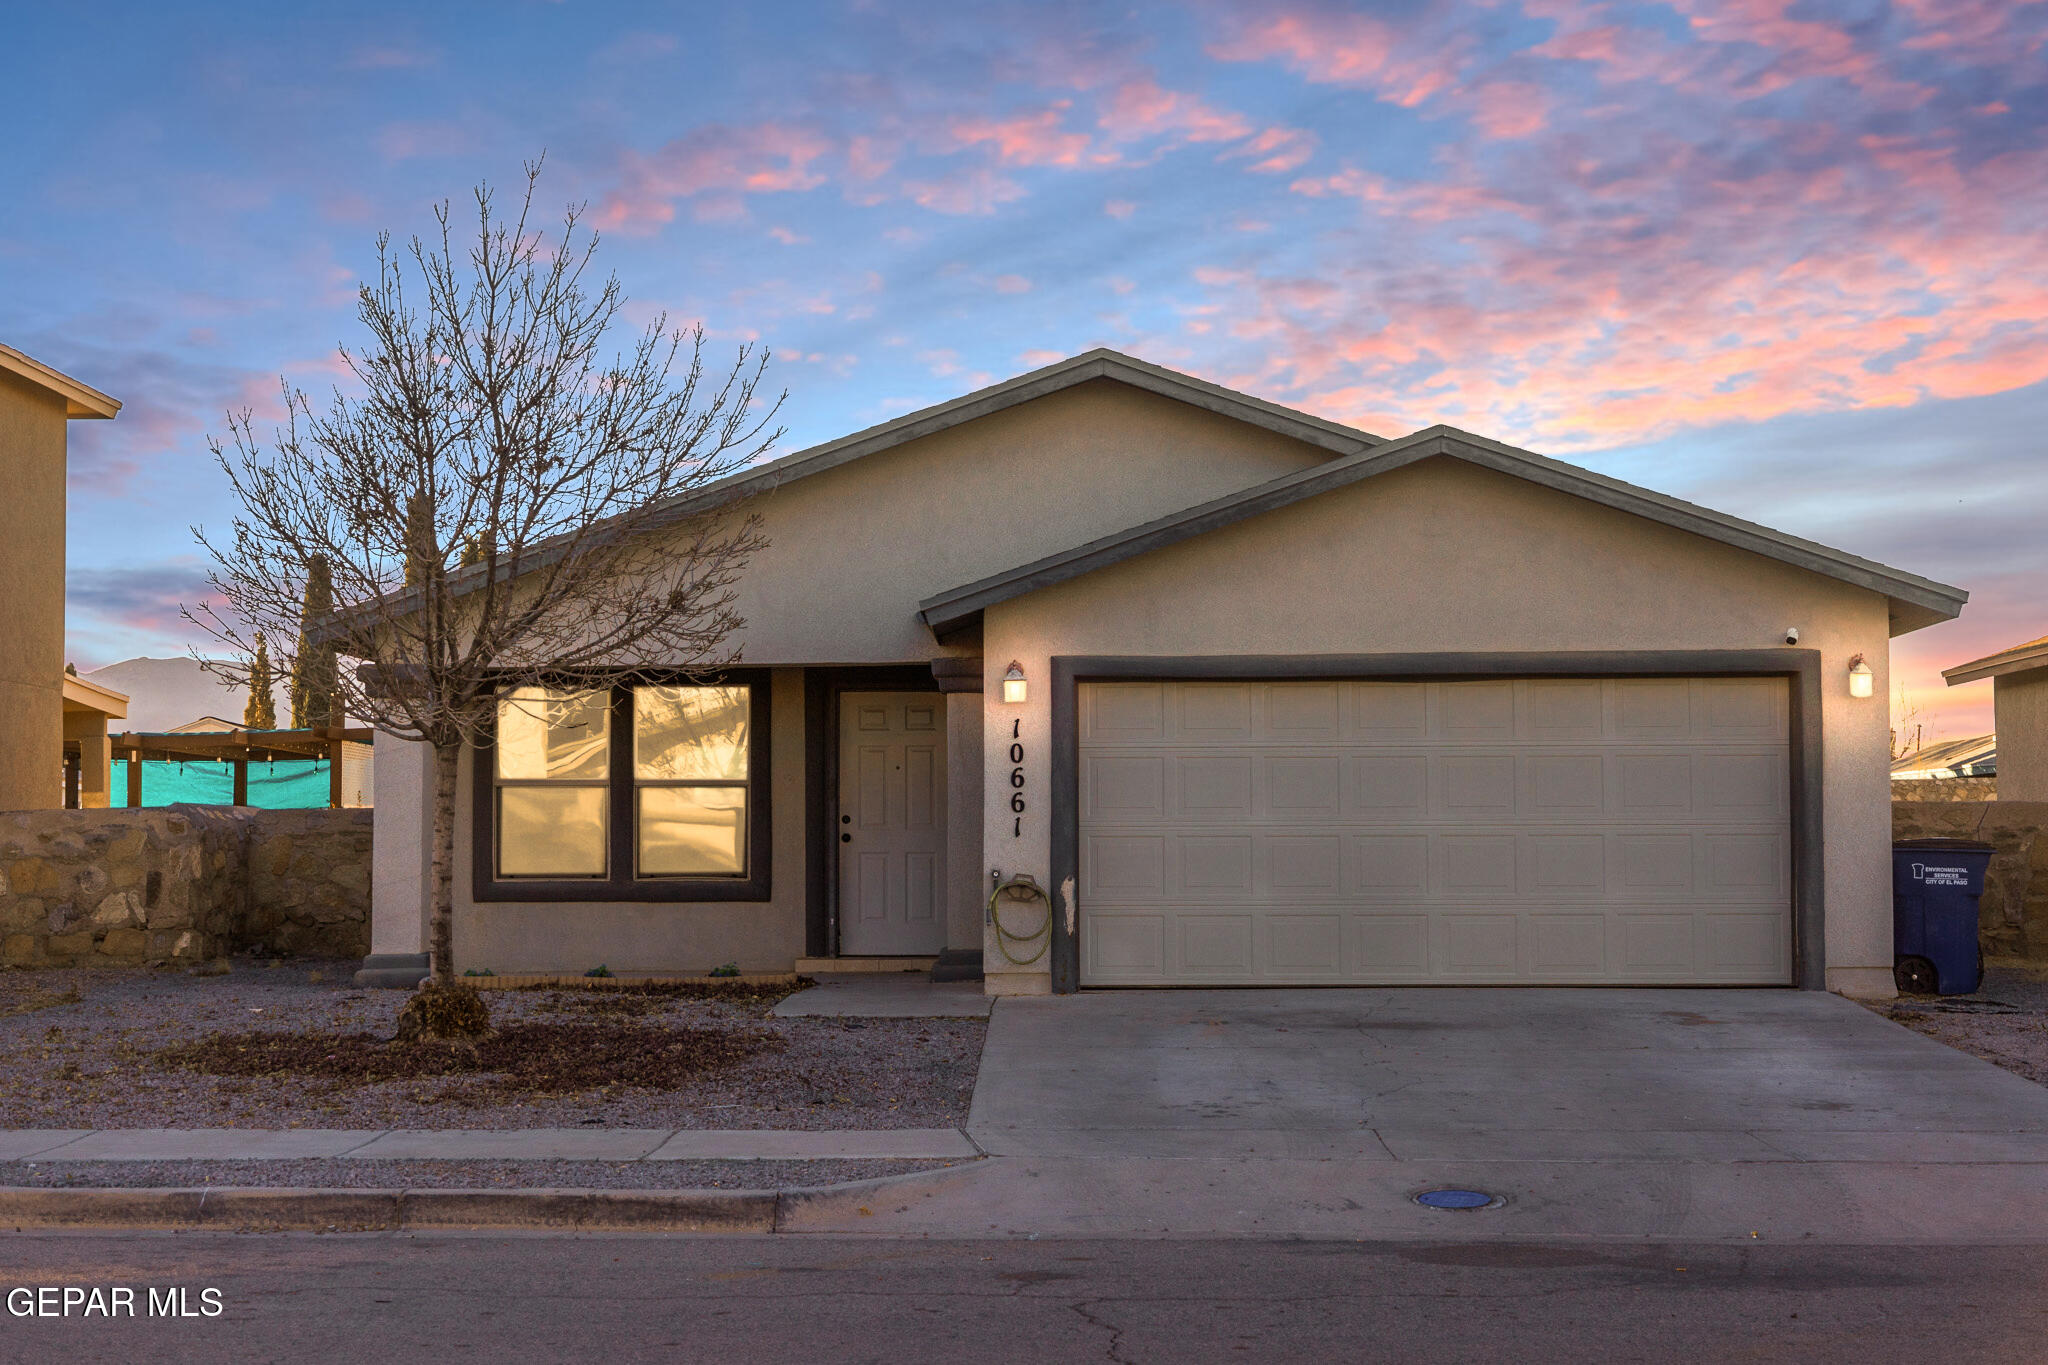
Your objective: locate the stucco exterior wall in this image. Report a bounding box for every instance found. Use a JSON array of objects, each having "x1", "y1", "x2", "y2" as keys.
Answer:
[
  {"x1": 703, "y1": 379, "x2": 1333, "y2": 664},
  {"x1": 0, "y1": 372, "x2": 68, "y2": 811},
  {"x1": 443, "y1": 668, "x2": 810, "y2": 975},
  {"x1": 979, "y1": 456, "x2": 1898, "y2": 997},
  {"x1": 1995, "y1": 672, "x2": 2048, "y2": 803}
]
